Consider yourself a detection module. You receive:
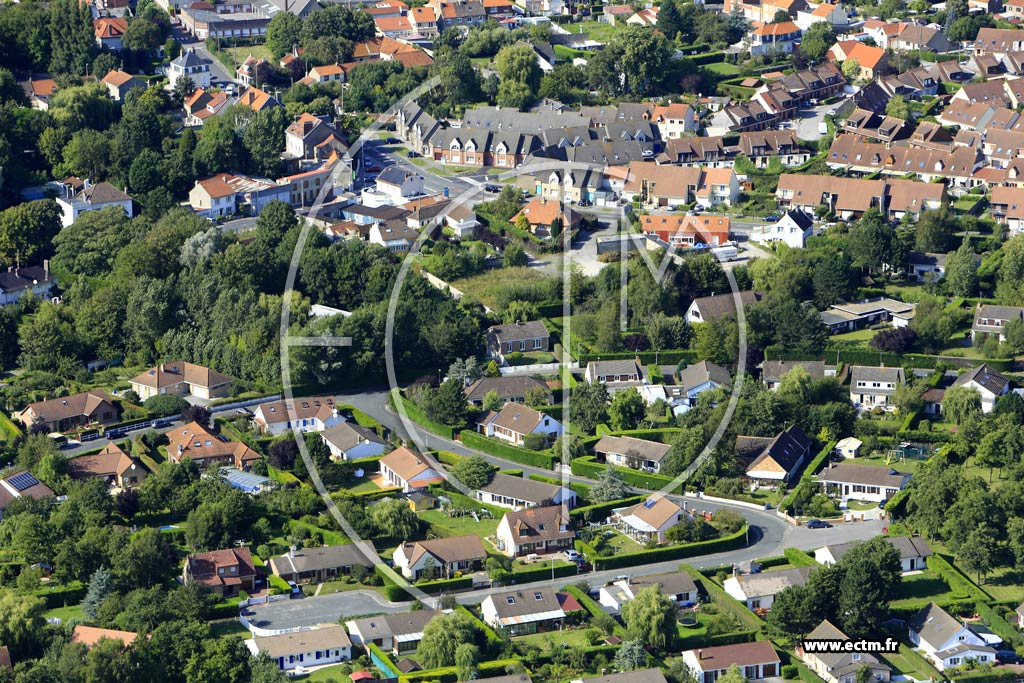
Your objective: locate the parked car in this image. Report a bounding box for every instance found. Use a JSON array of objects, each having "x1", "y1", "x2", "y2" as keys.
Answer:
[
  {"x1": 563, "y1": 549, "x2": 582, "y2": 562},
  {"x1": 365, "y1": 164, "x2": 383, "y2": 173},
  {"x1": 384, "y1": 137, "x2": 400, "y2": 144},
  {"x1": 996, "y1": 650, "x2": 1021, "y2": 664},
  {"x1": 484, "y1": 183, "x2": 501, "y2": 193},
  {"x1": 765, "y1": 214, "x2": 780, "y2": 222},
  {"x1": 288, "y1": 581, "x2": 303, "y2": 598},
  {"x1": 578, "y1": 198, "x2": 593, "y2": 207},
  {"x1": 407, "y1": 150, "x2": 421, "y2": 158},
  {"x1": 806, "y1": 519, "x2": 832, "y2": 529}
]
